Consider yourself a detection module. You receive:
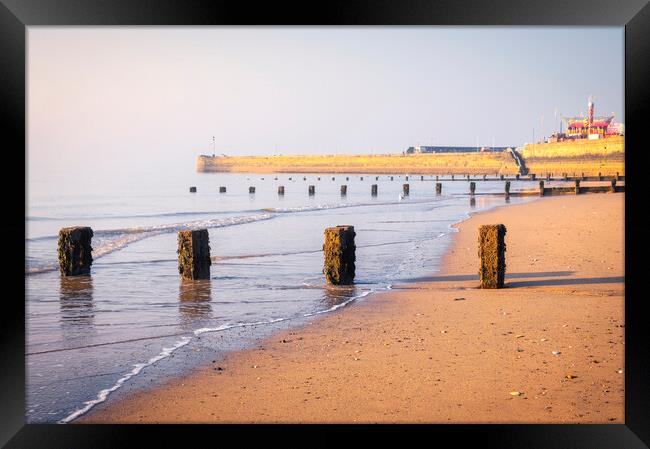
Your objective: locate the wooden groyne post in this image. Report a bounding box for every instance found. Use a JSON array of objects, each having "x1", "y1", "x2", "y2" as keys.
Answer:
[
  {"x1": 278, "y1": 186, "x2": 285, "y2": 195},
  {"x1": 177, "y1": 229, "x2": 211, "y2": 280},
  {"x1": 451, "y1": 175, "x2": 455, "y2": 181},
  {"x1": 371, "y1": 184, "x2": 378, "y2": 196},
  {"x1": 610, "y1": 179, "x2": 617, "y2": 192},
  {"x1": 249, "y1": 186, "x2": 255, "y2": 194},
  {"x1": 403, "y1": 183, "x2": 410, "y2": 196},
  {"x1": 515, "y1": 174, "x2": 520, "y2": 180},
  {"x1": 421, "y1": 175, "x2": 424, "y2": 181},
  {"x1": 323, "y1": 225, "x2": 356, "y2": 285},
  {"x1": 469, "y1": 181, "x2": 476, "y2": 196},
  {"x1": 574, "y1": 179, "x2": 581, "y2": 195},
  {"x1": 598, "y1": 172, "x2": 603, "y2": 181},
  {"x1": 189, "y1": 186, "x2": 197, "y2": 193},
  {"x1": 539, "y1": 180, "x2": 545, "y2": 196},
  {"x1": 504, "y1": 181, "x2": 510, "y2": 198},
  {"x1": 531, "y1": 174, "x2": 536, "y2": 181},
  {"x1": 390, "y1": 176, "x2": 394, "y2": 181},
  {"x1": 546, "y1": 173, "x2": 551, "y2": 181},
  {"x1": 341, "y1": 185, "x2": 347, "y2": 196},
  {"x1": 58, "y1": 227, "x2": 94, "y2": 276},
  {"x1": 500, "y1": 174, "x2": 504, "y2": 181},
  {"x1": 219, "y1": 186, "x2": 226, "y2": 193},
  {"x1": 478, "y1": 224, "x2": 507, "y2": 289},
  {"x1": 435, "y1": 182, "x2": 442, "y2": 195},
  {"x1": 309, "y1": 185, "x2": 315, "y2": 196}
]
